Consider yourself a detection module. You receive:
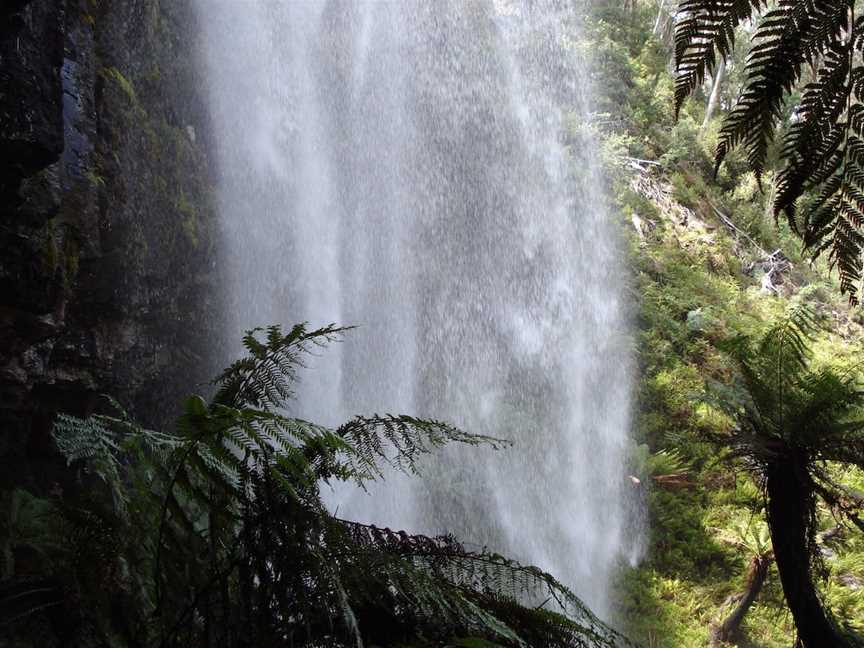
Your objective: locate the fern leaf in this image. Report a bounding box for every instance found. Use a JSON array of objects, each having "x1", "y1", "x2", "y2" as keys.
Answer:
[{"x1": 674, "y1": 0, "x2": 768, "y2": 117}]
